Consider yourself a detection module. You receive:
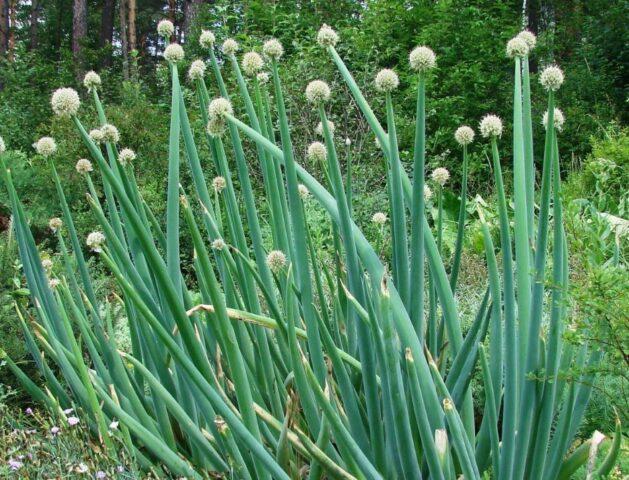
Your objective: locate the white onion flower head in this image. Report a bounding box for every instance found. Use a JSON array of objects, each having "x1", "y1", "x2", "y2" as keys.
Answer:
[
  {"x1": 157, "y1": 20, "x2": 174, "y2": 38},
  {"x1": 345, "y1": 138, "x2": 352, "y2": 146},
  {"x1": 517, "y1": 30, "x2": 537, "y2": 50},
  {"x1": 372, "y1": 212, "x2": 387, "y2": 225},
  {"x1": 75, "y1": 158, "x2": 93, "y2": 174},
  {"x1": 86, "y1": 231, "x2": 106, "y2": 252},
  {"x1": 188, "y1": 60, "x2": 206, "y2": 81},
  {"x1": 307, "y1": 141, "x2": 327, "y2": 162},
  {"x1": 305, "y1": 80, "x2": 331, "y2": 104},
  {"x1": 315, "y1": 120, "x2": 334, "y2": 137},
  {"x1": 257, "y1": 72, "x2": 270, "y2": 84},
  {"x1": 263, "y1": 39, "x2": 284, "y2": 60},
  {"x1": 49, "y1": 217, "x2": 63, "y2": 231},
  {"x1": 542, "y1": 108, "x2": 565, "y2": 132},
  {"x1": 206, "y1": 118, "x2": 227, "y2": 137},
  {"x1": 199, "y1": 30, "x2": 215, "y2": 49},
  {"x1": 42, "y1": 258, "x2": 53, "y2": 270},
  {"x1": 89, "y1": 128, "x2": 104, "y2": 144},
  {"x1": 49, "y1": 278, "x2": 60, "y2": 289},
  {"x1": 298, "y1": 184, "x2": 310, "y2": 199},
  {"x1": 409, "y1": 46, "x2": 436, "y2": 72},
  {"x1": 266, "y1": 250, "x2": 287, "y2": 272},
  {"x1": 479, "y1": 114, "x2": 503, "y2": 138},
  {"x1": 83, "y1": 71, "x2": 102, "y2": 91},
  {"x1": 51, "y1": 88, "x2": 80, "y2": 117},
  {"x1": 317, "y1": 24, "x2": 339, "y2": 47},
  {"x1": 100, "y1": 124, "x2": 120, "y2": 143},
  {"x1": 35, "y1": 137, "x2": 57, "y2": 157},
  {"x1": 432, "y1": 167, "x2": 450, "y2": 186},
  {"x1": 0, "y1": 137, "x2": 5, "y2": 153},
  {"x1": 212, "y1": 176, "x2": 226, "y2": 193},
  {"x1": 454, "y1": 126, "x2": 475, "y2": 146},
  {"x1": 118, "y1": 148, "x2": 136, "y2": 165},
  {"x1": 375, "y1": 69, "x2": 399, "y2": 92},
  {"x1": 540, "y1": 65, "x2": 564, "y2": 91},
  {"x1": 212, "y1": 238, "x2": 226, "y2": 250},
  {"x1": 424, "y1": 185, "x2": 433, "y2": 201},
  {"x1": 242, "y1": 52, "x2": 264, "y2": 77},
  {"x1": 208, "y1": 98, "x2": 233, "y2": 120},
  {"x1": 506, "y1": 37, "x2": 529, "y2": 58},
  {"x1": 222, "y1": 38, "x2": 239, "y2": 56},
  {"x1": 164, "y1": 43, "x2": 184, "y2": 63}
]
